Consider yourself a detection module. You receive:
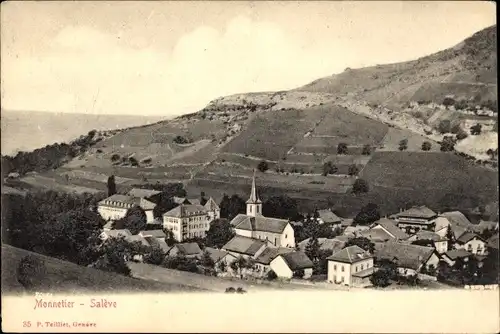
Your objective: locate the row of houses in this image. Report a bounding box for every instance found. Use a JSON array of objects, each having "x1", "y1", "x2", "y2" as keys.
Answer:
[{"x1": 97, "y1": 188, "x2": 221, "y2": 241}]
